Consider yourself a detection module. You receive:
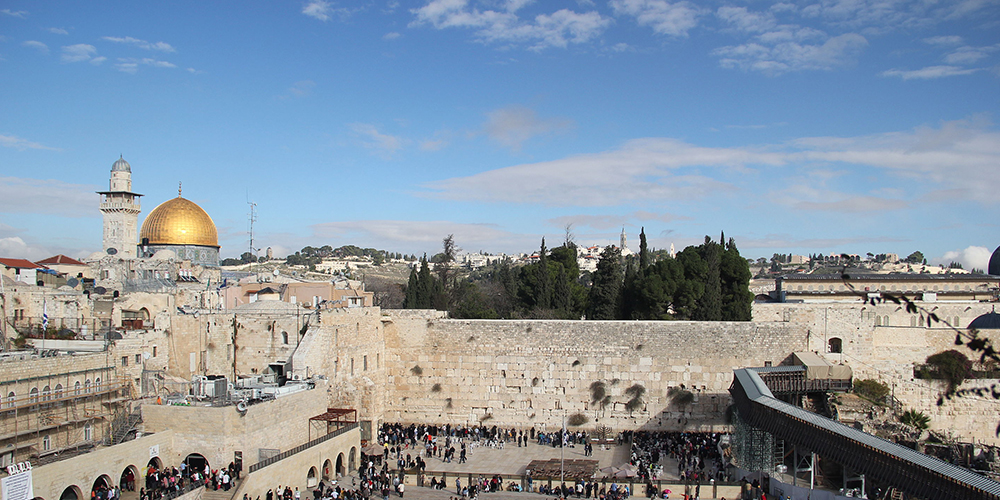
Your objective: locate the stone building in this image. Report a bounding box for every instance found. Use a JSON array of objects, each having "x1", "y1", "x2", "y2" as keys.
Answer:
[{"x1": 97, "y1": 157, "x2": 142, "y2": 259}]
